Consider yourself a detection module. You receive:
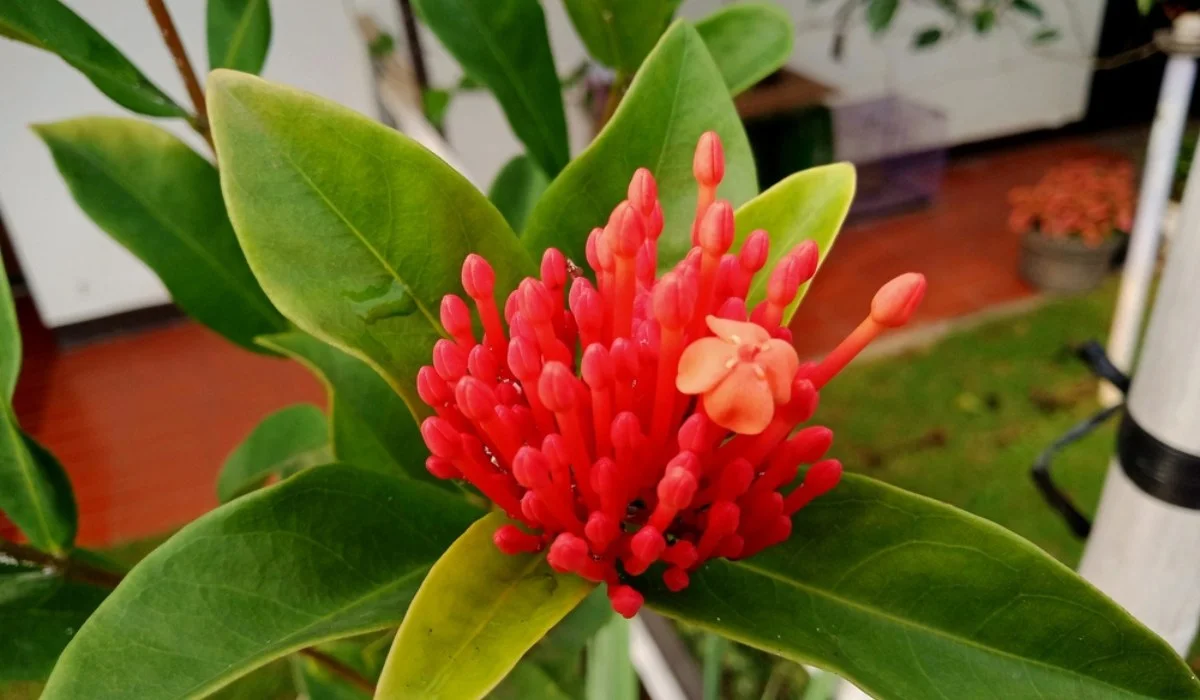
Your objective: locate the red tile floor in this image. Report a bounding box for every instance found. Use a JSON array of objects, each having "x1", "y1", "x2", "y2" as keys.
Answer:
[{"x1": 8, "y1": 136, "x2": 1124, "y2": 547}]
